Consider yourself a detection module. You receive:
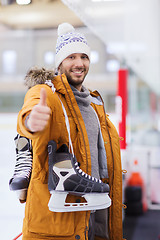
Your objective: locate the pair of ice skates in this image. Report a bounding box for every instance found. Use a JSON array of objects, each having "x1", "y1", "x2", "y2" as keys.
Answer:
[{"x1": 9, "y1": 135, "x2": 111, "y2": 212}]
